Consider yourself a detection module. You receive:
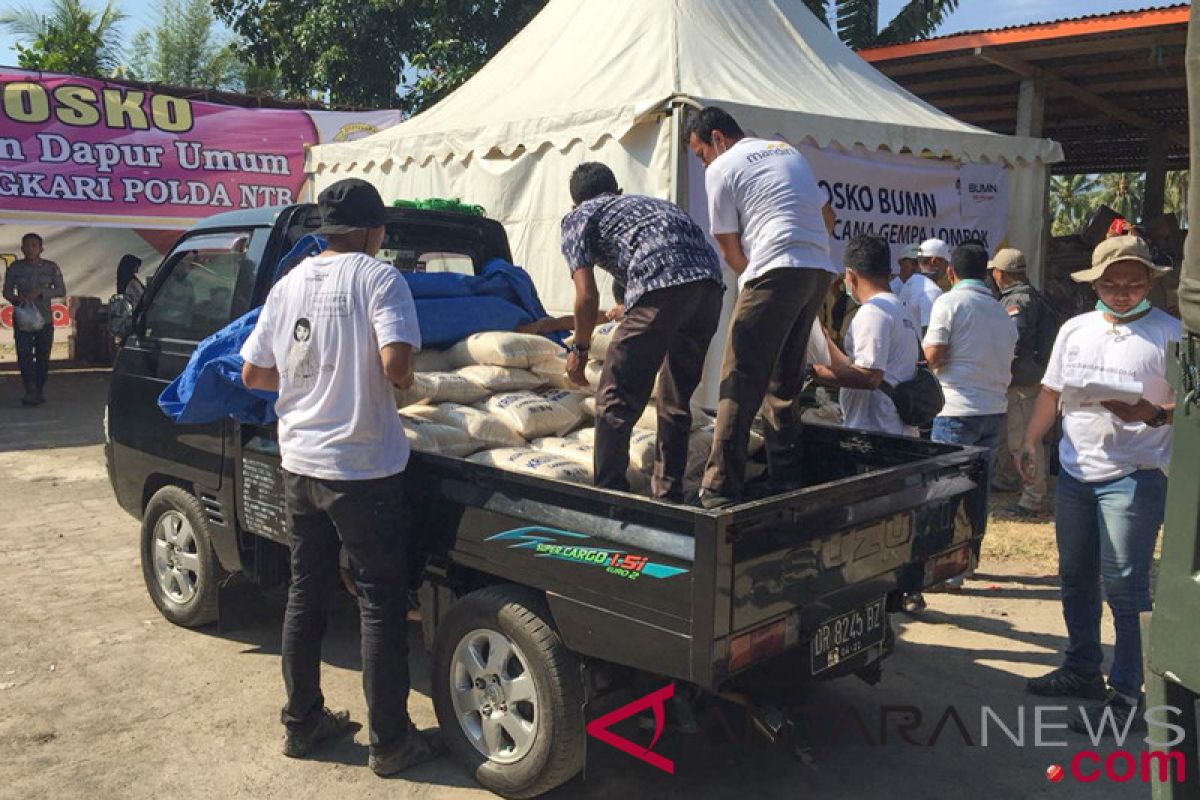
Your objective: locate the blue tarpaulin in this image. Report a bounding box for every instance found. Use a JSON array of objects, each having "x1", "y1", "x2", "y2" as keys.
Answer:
[{"x1": 158, "y1": 242, "x2": 563, "y2": 425}]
